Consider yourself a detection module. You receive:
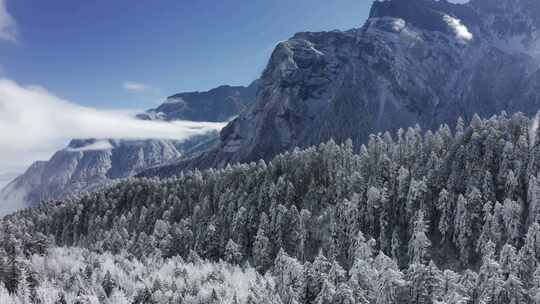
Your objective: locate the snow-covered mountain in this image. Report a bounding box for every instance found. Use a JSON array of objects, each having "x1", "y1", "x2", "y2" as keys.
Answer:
[
  {"x1": 142, "y1": 0, "x2": 540, "y2": 176},
  {"x1": 0, "y1": 83, "x2": 257, "y2": 213},
  {"x1": 137, "y1": 81, "x2": 259, "y2": 122},
  {"x1": 0, "y1": 138, "x2": 194, "y2": 213},
  {"x1": 7, "y1": 0, "x2": 540, "y2": 207}
]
